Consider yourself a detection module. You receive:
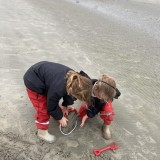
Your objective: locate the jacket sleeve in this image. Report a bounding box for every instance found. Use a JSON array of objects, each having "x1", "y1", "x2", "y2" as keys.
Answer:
[
  {"x1": 86, "y1": 106, "x2": 100, "y2": 118},
  {"x1": 62, "y1": 95, "x2": 74, "y2": 107},
  {"x1": 47, "y1": 90, "x2": 63, "y2": 120},
  {"x1": 86, "y1": 98, "x2": 106, "y2": 118}
]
